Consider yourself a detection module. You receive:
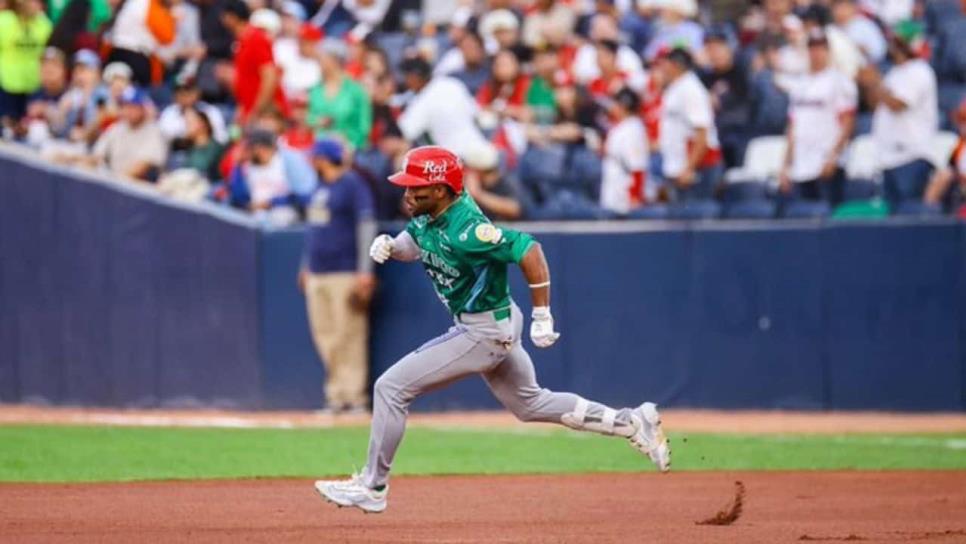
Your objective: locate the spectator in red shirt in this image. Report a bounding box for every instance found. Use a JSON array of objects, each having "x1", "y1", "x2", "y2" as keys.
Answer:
[
  {"x1": 588, "y1": 39, "x2": 630, "y2": 98},
  {"x1": 282, "y1": 92, "x2": 315, "y2": 155},
  {"x1": 220, "y1": 0, "x2": 288, "y2": 123},
  {"x1": 477, "y1": 49, "x2": 533, "y2": 123}
]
